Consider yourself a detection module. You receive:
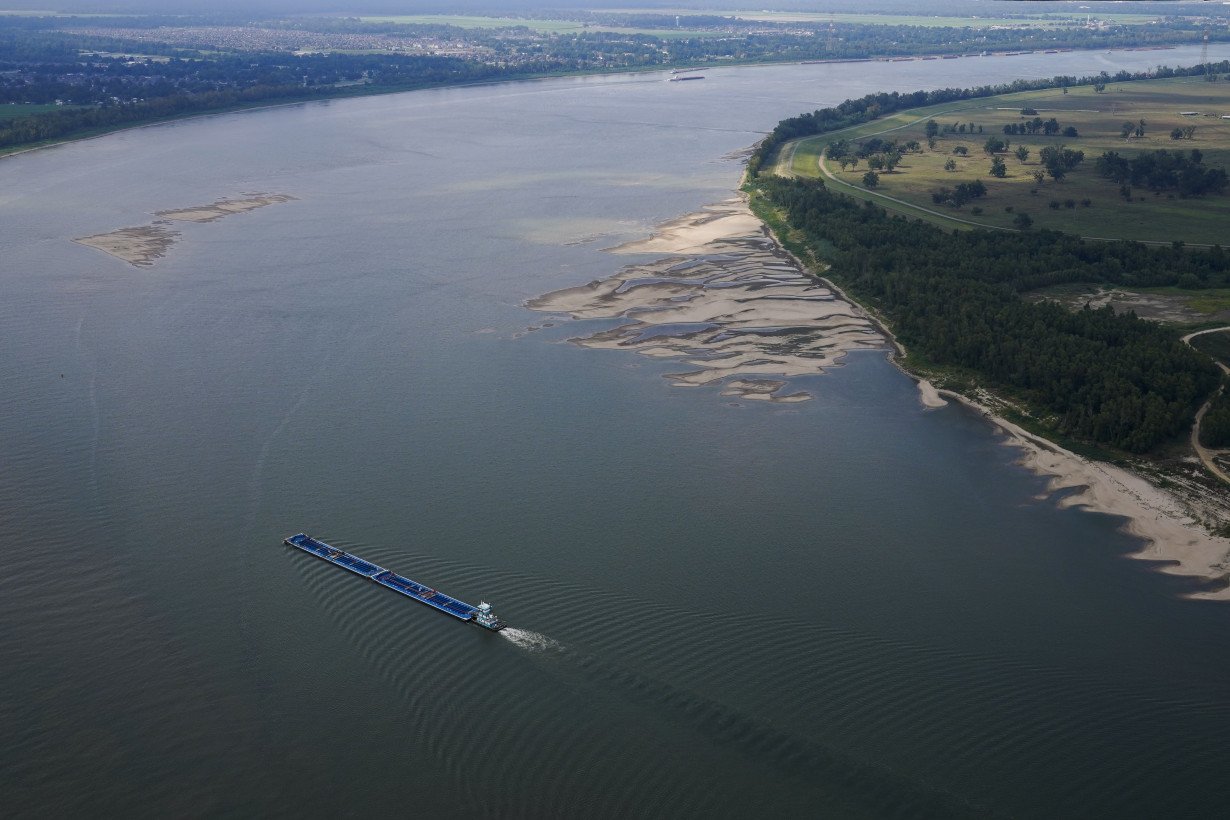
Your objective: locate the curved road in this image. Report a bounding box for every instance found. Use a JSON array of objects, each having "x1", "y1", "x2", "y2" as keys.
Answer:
[
  {"x1": 776, "y1": 129, "x2": 1218, "y2": 248},
  {"x1": 1182, "y1": 327, "x2": 1230, "y2": 486}
]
